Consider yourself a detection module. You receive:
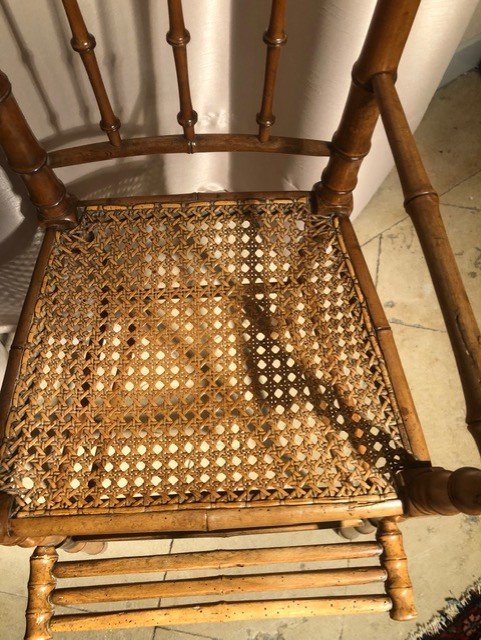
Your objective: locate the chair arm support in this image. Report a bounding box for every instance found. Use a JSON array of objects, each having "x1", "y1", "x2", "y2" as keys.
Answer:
[
  {"x1": 401, "y1": 467, "x2": 481, "y2": 517},
  {"x1": 372, "y1": 72, "x2": 481, "y2": 455}
]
